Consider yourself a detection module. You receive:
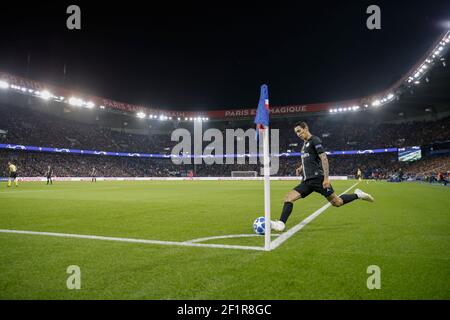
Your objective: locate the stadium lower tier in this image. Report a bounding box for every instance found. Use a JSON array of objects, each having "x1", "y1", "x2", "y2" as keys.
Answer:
[{"x1": 1, "y1": 150, "x2": 448, "y2": 179}]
